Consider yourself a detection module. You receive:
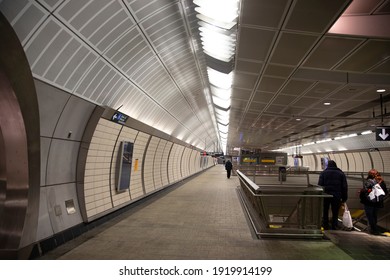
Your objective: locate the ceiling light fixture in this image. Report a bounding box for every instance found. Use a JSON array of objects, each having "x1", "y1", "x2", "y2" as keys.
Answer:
[
  {"x1": 323, "y1": 102, "x2": 331, "y2": 106},
  {"x1": 194, "y1": 0, "x2": 240, "y2": 154},
  {"x1": 303, "y1": 142, "x2": 315, "y2": 146},
  {"x1": 316, "y1": 138, "x2": 332, "y2": 144},
  {"x1": 334, "y1": 133, "x2": 358, "y2": 140},
  {"x1": 377, "y1": 89, "x2": 386, "y2": 93}
]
